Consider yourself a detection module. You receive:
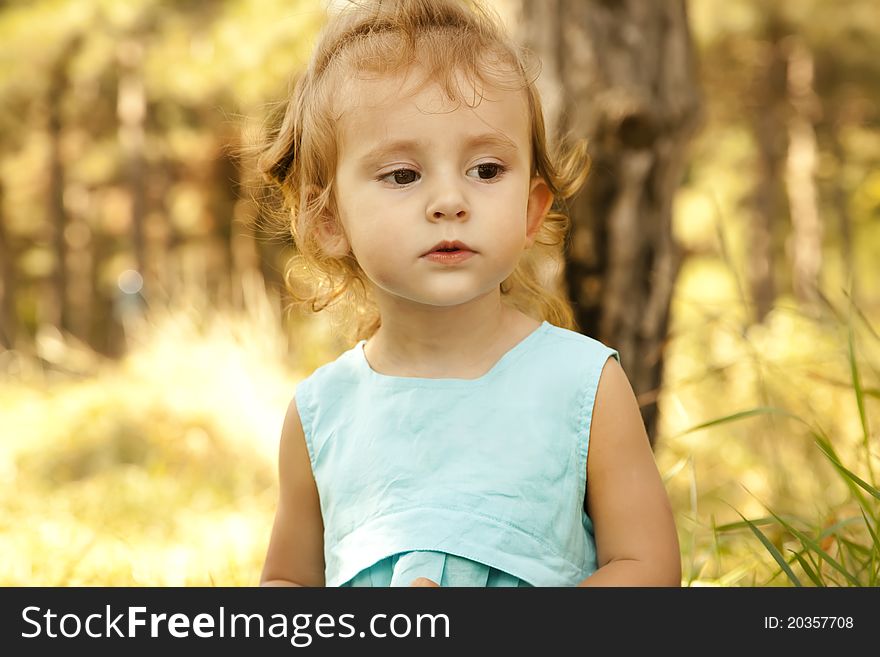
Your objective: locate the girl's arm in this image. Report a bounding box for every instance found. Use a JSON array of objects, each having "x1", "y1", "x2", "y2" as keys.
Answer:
[
  {"x1": 579, "y1": 357, "x2": 682, "y2": 587},
  {"x1": 260, "y1": 395, "x2": 326, "y2": 587}
]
